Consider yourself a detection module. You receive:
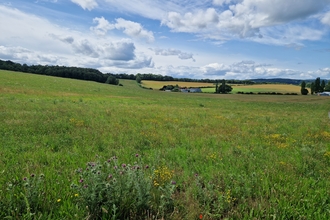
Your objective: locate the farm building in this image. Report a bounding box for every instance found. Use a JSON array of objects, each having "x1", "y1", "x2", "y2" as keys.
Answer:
[
  {"x1": 318, "y1": 92, "x2": 330, "y2": 96},
  {"x1": 180, "y1": 88, "x2": 202, "y2": 93}
]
